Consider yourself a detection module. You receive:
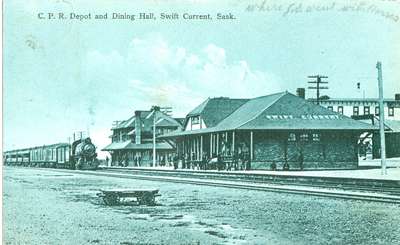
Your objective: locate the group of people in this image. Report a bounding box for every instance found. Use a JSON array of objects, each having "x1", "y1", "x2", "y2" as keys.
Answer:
[
  {"x1": 106, "y1": 148, "x2": 306, "y2": 171},
  {"x1": 106, "y1": 153, "x2": 173, "y2": 167},
  {"x1": 176, "y1": 152, "x2": 252, "y2": 171}
]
